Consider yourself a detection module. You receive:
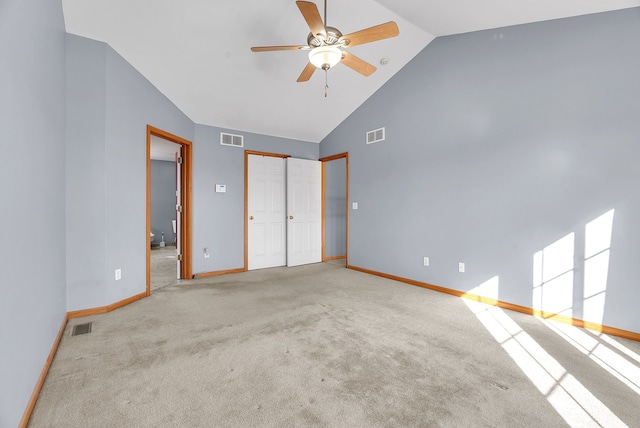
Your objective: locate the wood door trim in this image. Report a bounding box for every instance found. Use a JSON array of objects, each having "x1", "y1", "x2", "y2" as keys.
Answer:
[
  {"x1": 320, "y1": 152, "x2": 349, "y2": 266},
  {"x1": 345, "y1": 154, "x2": 349, "y2": 267},
  {"x1": 244, "y1": 150, "x2": 290, "y2": 270},
  {"x1": 321, "y1": 161, "x2": 326, "y2": 260},
  {"x1": 147, "y1": 125, "x2": 193, "y2": 295},
  {"x1": 319, "y1": 152, "x2": 349, "y2": 162},
  {"x1": 245, "y1": 150, "x2": 290, "y2": 158}
]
